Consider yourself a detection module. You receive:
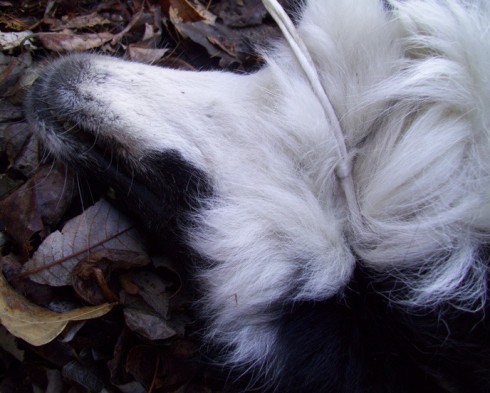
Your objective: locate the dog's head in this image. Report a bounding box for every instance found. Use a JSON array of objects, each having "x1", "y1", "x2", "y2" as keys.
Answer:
[{"x1": 24, "y1": 1, "x2": 490, "y2": 389}]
